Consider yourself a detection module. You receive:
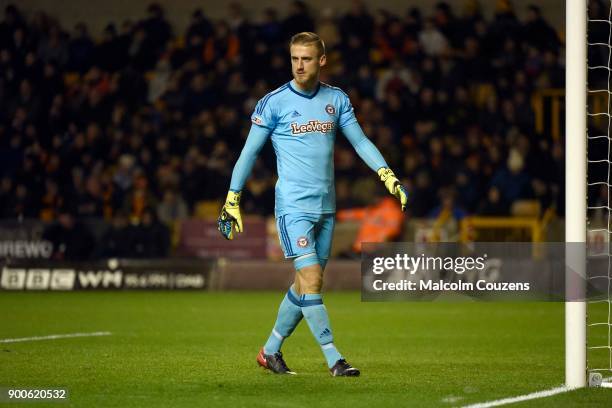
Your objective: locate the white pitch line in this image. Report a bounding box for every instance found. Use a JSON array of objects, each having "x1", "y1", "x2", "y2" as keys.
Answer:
[
  {"x1": 0, "y1": 331, "x2": 112, "y2": 343},
  {"x1": 463, "y1": 376, "x2": 612, "y2": 407},
  {"x1": 460, "y1": 386, "x2": 572, "y2": 408}
]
